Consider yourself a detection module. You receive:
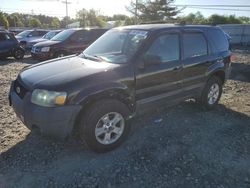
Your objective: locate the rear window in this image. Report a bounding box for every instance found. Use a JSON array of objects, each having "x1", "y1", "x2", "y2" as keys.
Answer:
[
  {"x1": 0, "y1": 33, "x2": 6, "y2": 41},
  {"x1": 183, "y1": 33, "x2": 208, "y2": 59},
  {"x1": 206, "y1": 28, "x2": 229, "y2": 53}
]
